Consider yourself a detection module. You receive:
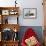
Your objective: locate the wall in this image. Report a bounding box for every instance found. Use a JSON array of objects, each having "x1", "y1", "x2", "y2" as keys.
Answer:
[
  {"x1": 18, "y1": 0, "x2": 44, "y2": 26},
  {"x1": 0, "y1": 0, "x2": 44, "y2": 26}
]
